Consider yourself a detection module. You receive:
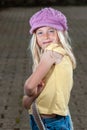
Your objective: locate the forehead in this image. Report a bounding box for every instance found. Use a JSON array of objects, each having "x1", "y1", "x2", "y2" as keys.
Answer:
[{"x1": 36, "y1": 26, "x2": 56, "y2": 32}]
